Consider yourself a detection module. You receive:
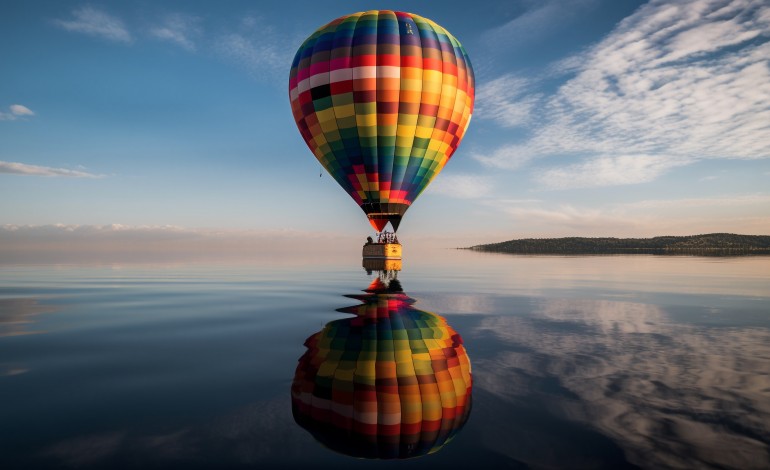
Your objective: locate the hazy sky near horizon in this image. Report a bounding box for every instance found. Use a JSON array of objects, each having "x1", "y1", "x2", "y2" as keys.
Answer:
[{"x1": 1, "y1": 0, "x2": 769, "y2": 242}]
